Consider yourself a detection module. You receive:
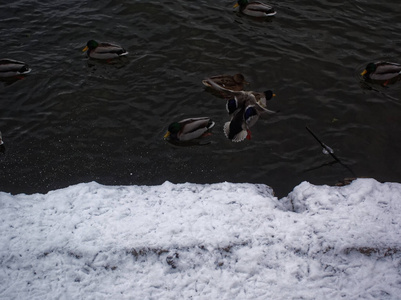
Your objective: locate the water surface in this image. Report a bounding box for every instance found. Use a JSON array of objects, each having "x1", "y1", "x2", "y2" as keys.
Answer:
[{"x1": 1, "y1": 0, "x2": 401, "y2": 197}]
